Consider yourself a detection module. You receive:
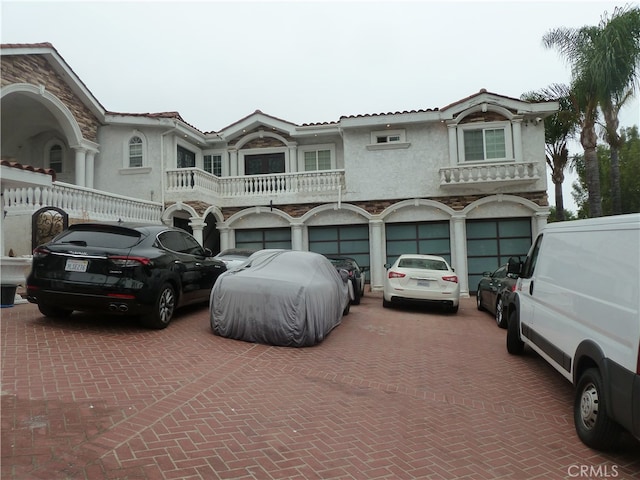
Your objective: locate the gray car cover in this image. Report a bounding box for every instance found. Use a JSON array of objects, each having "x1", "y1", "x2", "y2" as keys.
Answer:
[{"x1": 210, "y1": 250, "x2": 349, "y2": 347}]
